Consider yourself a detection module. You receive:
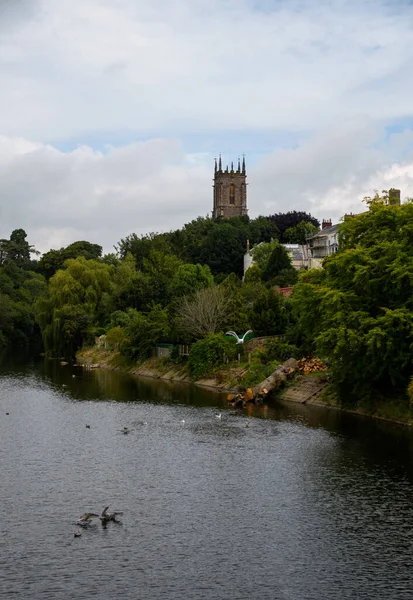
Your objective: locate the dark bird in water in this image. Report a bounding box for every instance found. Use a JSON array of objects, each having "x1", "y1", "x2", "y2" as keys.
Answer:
[
  {"x1": 86, "y1": 425, "x2": 90, "y2": 429},
  {"x1": 119, "y1": 426, "x2": 132, "y2": 434},
  {"x1": 77, "y1": 512, "x2": 99, "y2": 526},
  {"x1": 100, "y1": 506, "x2": 123, "y2": 525},
  {"x1": 6, "y1": 412, "x2": 9, "y2": 416}
]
